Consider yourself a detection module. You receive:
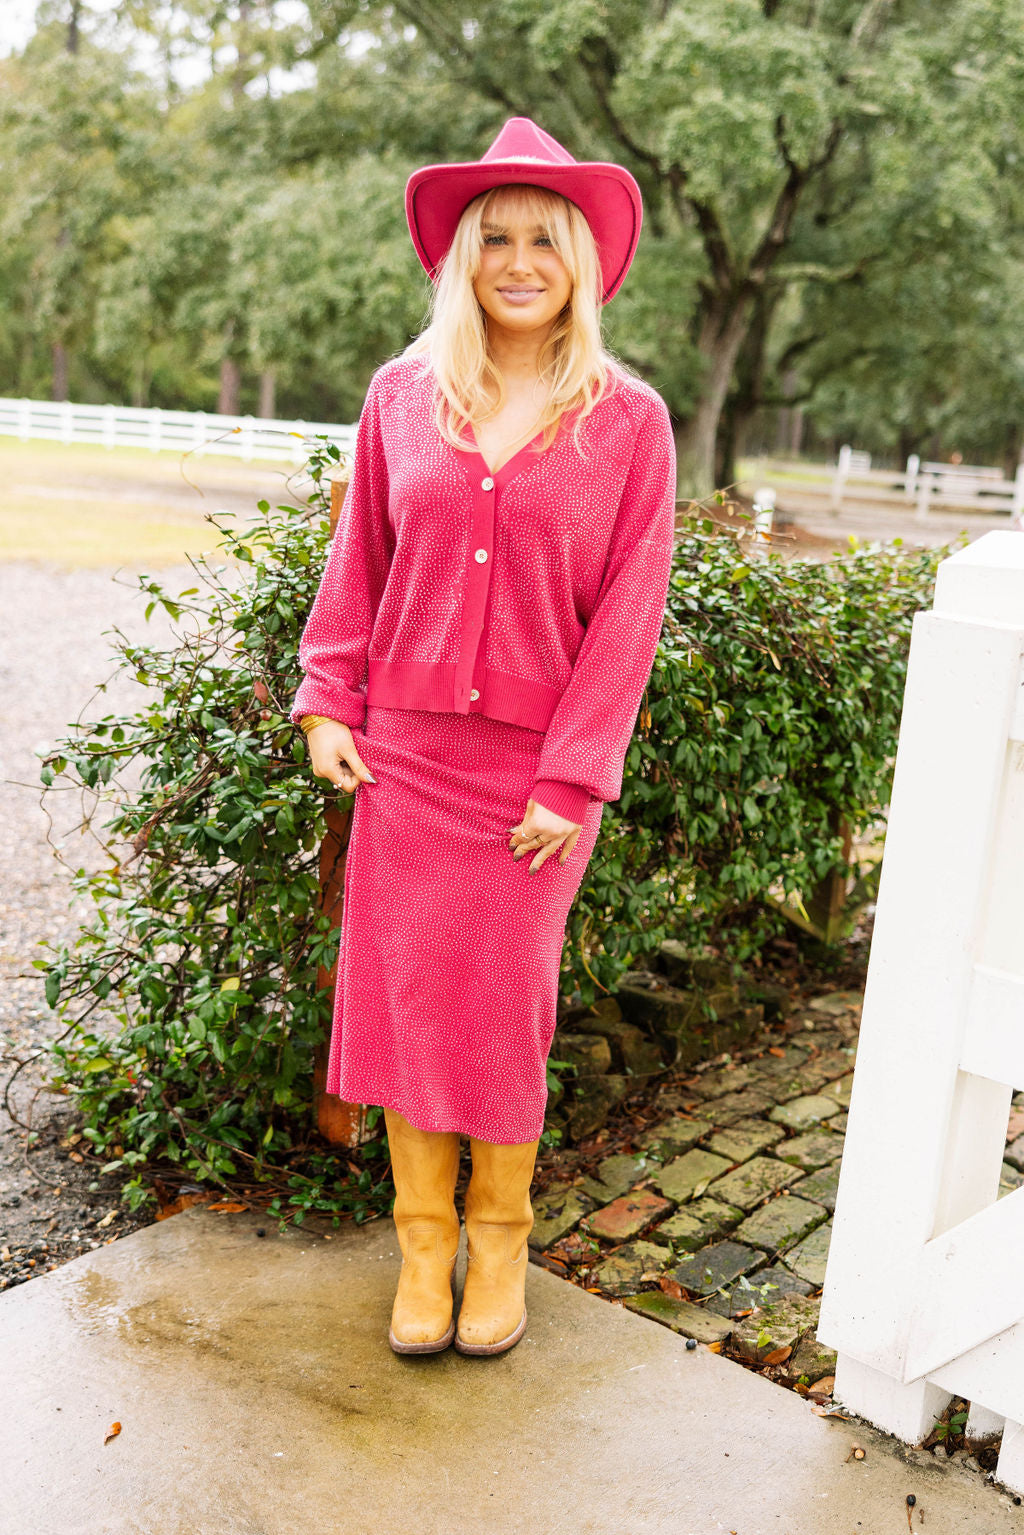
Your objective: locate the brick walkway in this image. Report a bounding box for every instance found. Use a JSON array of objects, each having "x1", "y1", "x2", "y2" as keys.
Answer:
[{"x1": 529, "y1": 986, "x2": 1024, "y2": 1402}]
